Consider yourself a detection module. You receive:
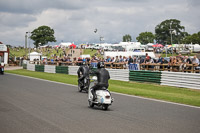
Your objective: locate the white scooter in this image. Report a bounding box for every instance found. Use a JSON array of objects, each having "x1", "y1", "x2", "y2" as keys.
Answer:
[{"x1": 88, "y1": 76, "x2": 113, "y2": 110}]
